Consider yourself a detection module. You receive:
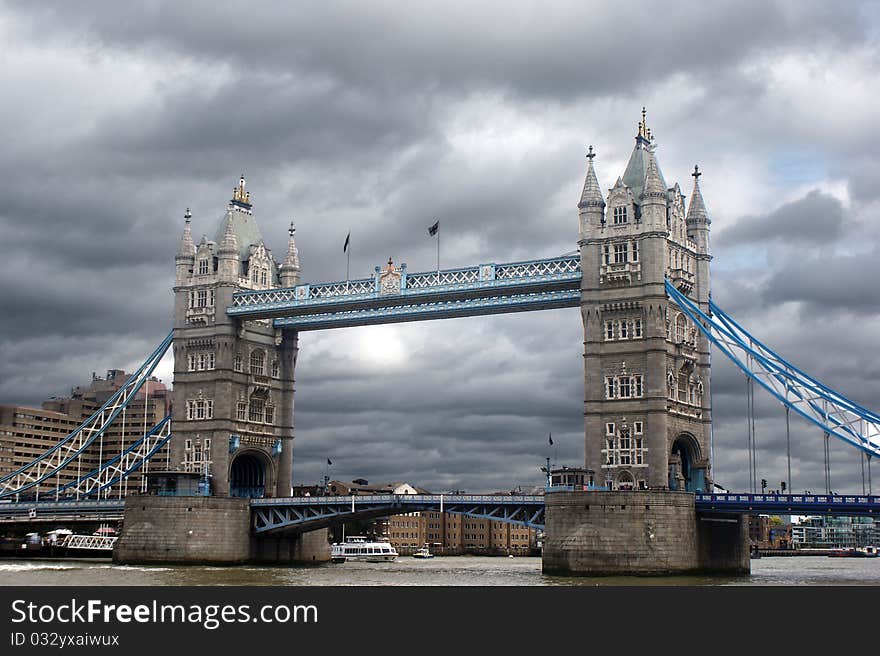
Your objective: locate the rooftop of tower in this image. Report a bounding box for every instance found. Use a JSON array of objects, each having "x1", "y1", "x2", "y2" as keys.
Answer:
[
  {"x1": 620, "y1": 108, "x2": 667, "y2": 202},
  {"x1": 212, "y1": 175, "x2": 272, "y2": 263}
]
